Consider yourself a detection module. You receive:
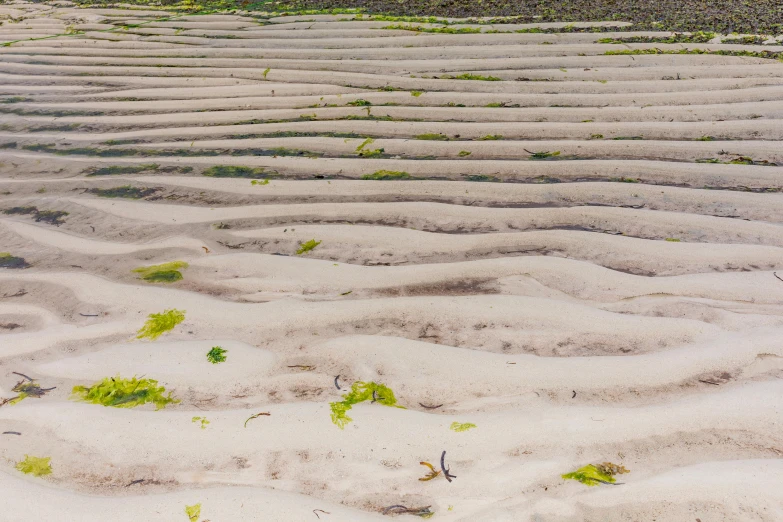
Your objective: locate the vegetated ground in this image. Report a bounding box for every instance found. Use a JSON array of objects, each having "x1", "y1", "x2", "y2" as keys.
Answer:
[
  {"x1": 2, "y1": 1, "x2": 783, "y2": 521},
  {"x1": 69, "y1": 0, "x2": 783, "y2": 34},
  {"x1": 283, "y1": 0, "x2": 780, "y2": 33}
]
